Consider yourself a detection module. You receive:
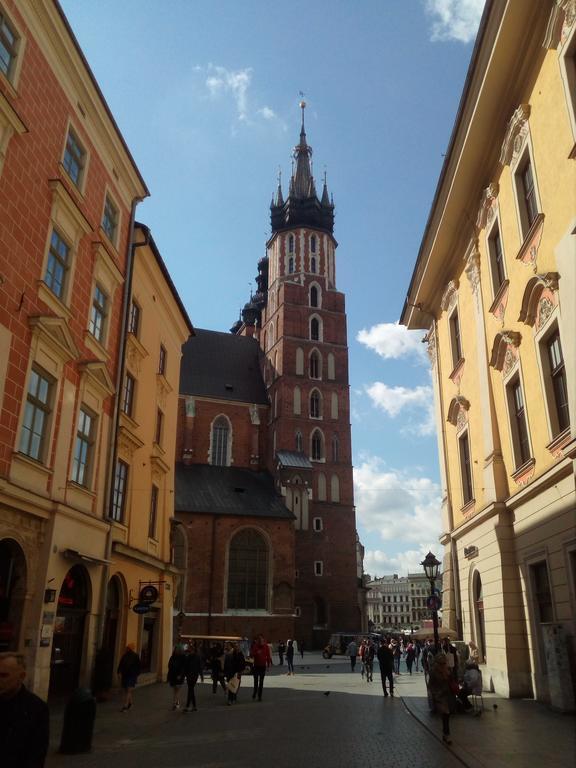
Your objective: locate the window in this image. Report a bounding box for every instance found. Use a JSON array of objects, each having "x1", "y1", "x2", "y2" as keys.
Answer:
[
  {"x1": 288, "y1": 234, "x2": 294, "y2": 253},
  {"x1": 296, "y1": 347, "x2": 304, "y2": 375},
  {"x1": 111, "y1": 460, "x2": 128, "y2": 522},
  {"x1": 311, "y1": 429, "x2": 323, "y2": 461},
  {"x1": 531, "y1": 561, "x2": 553, "y2": 623},
  {"x1": 288, "y1": 256, "x2": 294, "y2": 274},
  {"x1": 45, "y1": 230, "x2": 70, "y2": 300},
  {"x1": 227, "y1": 529, "x2": 268, "y2": 610},
  {"x1": 331, "y1": 392, "x2": 338, "y2": 419},
  {"x1": 309, "y1": 350, "x2": 321, "y2": 379},
  {"x1": 332, "y1": 434, "x2": 339, "y2": 462},
  {"x1": 508, "y1": 378, "x2": 531, "y2": 467},
  {"x1": 295, "y1": 431, "x2": 303, "y2": 452},
  {"x1": 311, "y1": 235, "x2": 316, "y2": 253},
  {"x1": 458, "y1": 432, "x2": 473, "y2": 505},
  {"x1": 154, "y1": 408, "x2": 163, "y2": 445},
  {"x1": 71, "y1": 407, "x2": 96, "y2": 487},
  {"x1": 310, "y1": 389, "x2": 321, "y2": 419},
  {"x1": 102, "y1": 195, "x2": 119, "y2": 244},
  {"x1": 128, "y1": 301, "x2": 141, "y2": 336},
  {"x1": 293, "y1": 386, "x2": 301, "y2": 415},
  {"x1": 514, "y1": 150, "x2": 540, "y2": 239},
  {"x1": 546, "y1": 331, "x2": 570, "y2": 434},
  {"x1": 121, "y1": 373, "x2": 135, "y2": 417},
  {"x1": 310, "y1": 285, "x2": 319, "y2": 308},
  {"x1": 314, "y1": 561, "x2": 323, "y2": 576},
  {"x1": 327, "y1": 353, "x2": 335, "y2": 380},
  {"x1": 211, "y1": 416, "x2": 230, "y2": 466},
  {"x1": 313, "y1": 517, "x2": 323, "y2": 532},
  {"x1": 311, "y1": 256, "x2": 317, "y2": 273},
  {"x1": 318, "y1": 472, "x2": 326, "y2": 500},
  {"x1": 330, "y1": 474, "x2": 340, "y2": 502},
  {"x1": 62, "y1": 127, "x2": 86, "y2": 188},
  {"x1": 0, "y1": 10, "x2": 18, "y2": 81},
  {"x1": 89, "y1": 284, "x2": 108, "y2": 343},
  {"x1": 158, "y1": 344, "x2": 167, "y2": 376},
  {"x1": 310, "y1": 316, "x2": 320, "y2": 341},
  {"x1": 148, "y1": 485, "x2": 159, "y2": 539},
  {"x1": 449, "y1": 309, "x2": 462, "y2": 368},
  {"x1": 19, "y1": 367, "x2": 53, "y2": 461},
  {"x1": 488, "y1": 222, "x2": 506, "y2": 295}
]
